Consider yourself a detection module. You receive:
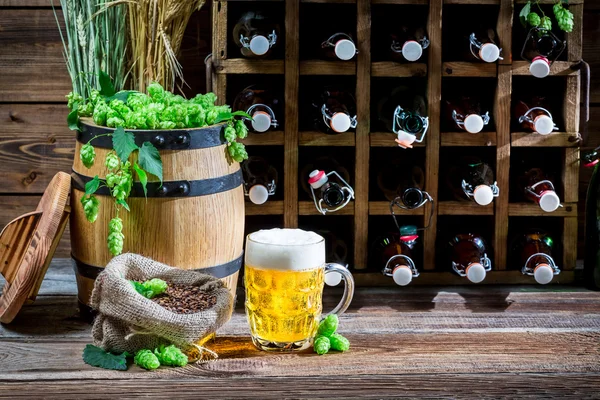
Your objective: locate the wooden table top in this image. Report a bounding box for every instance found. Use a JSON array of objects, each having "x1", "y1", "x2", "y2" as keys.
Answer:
[{"x1": 1, "y1": 259, "x2": 600, "y2": 399}]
